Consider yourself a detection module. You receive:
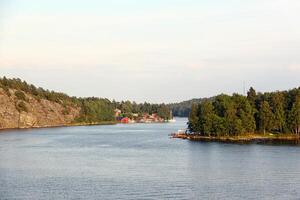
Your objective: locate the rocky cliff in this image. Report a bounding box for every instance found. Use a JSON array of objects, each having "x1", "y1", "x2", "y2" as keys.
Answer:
[{"x1": 0, "y1": 88, "x2": 80, "y2": 129}]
